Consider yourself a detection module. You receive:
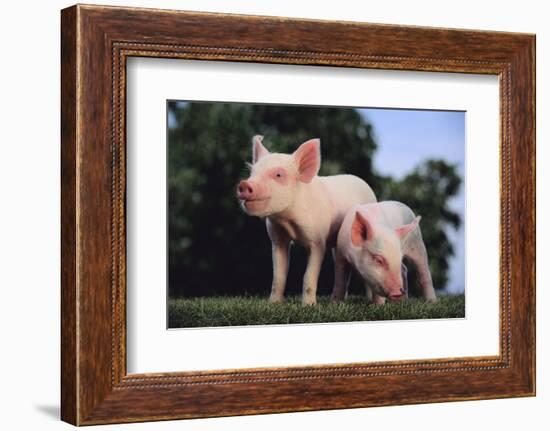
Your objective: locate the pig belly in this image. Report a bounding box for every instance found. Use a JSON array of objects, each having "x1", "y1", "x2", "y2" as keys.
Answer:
[{"x1": 319, "y1": 175, "x2": 377, "y2": 246}]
